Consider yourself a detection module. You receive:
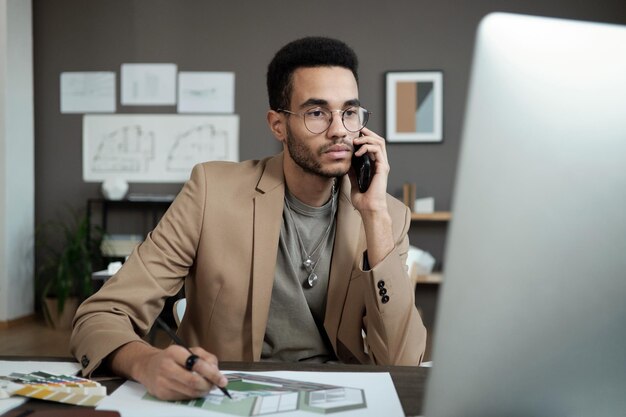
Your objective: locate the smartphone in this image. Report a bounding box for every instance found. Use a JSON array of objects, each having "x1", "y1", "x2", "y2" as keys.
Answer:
[{"x1": 352, "y1": 139, "x2": 372, "y2": 193}]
